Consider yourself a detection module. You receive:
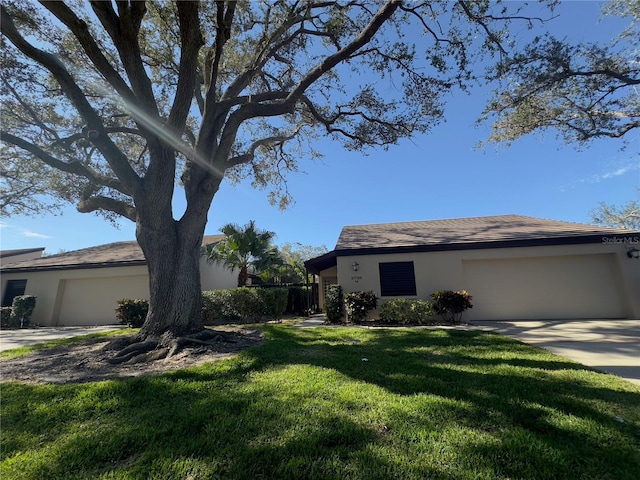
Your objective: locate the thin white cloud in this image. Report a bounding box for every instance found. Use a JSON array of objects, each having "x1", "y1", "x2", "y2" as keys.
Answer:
[
  {"x1": 561, "y1": 156, "x2": 640, "y2": 191},
  {"x1": 22, "y1": 230, "x2": 52, "y2": 239},
  {"x1": 588, "y1": 164, "x2": 639, "y2": 183}
]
